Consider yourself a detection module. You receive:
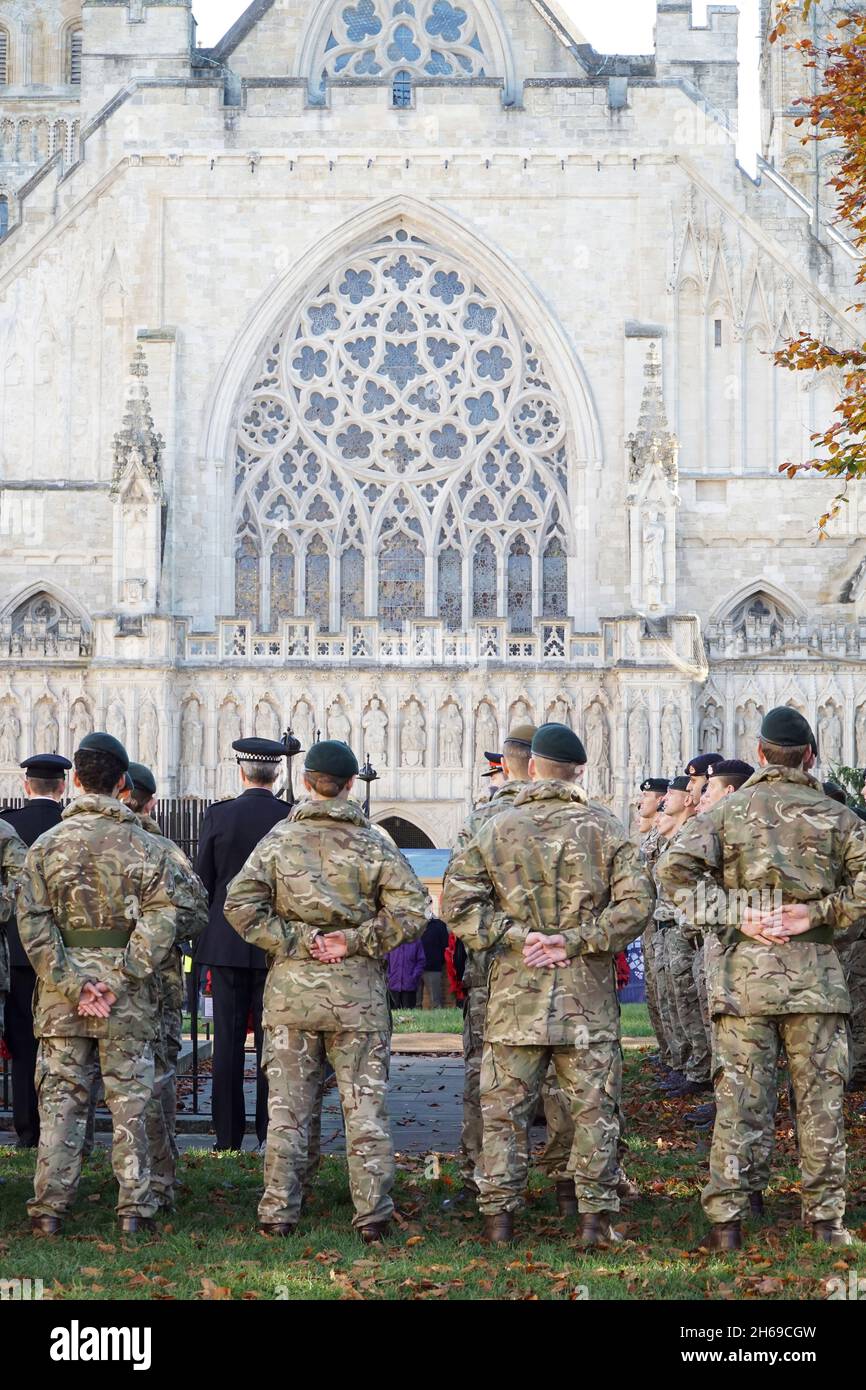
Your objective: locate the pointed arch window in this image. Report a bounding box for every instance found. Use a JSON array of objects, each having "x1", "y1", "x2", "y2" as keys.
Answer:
[
  {"x1": 0, "y1": 29, "x2": 9, "y2": 86},
  {"x1": 269, "y1": 535, "x2": 295, "y2": 626},
  {"x1": 378, "y1": 531, "x2": 424, "y2": 631},
  {"x1": 235, "y1": 534, "x2": 260, "y2": 622},
  {"x1": 340, "y1": 545, "x2": 365, "y2": 621},
  {"x1": 438, "y1": 546, "x2": 463, "y2": 631},
  {"x1": 472, "y1": 536, "x2": 497, "y2": 619},
  {"x1": 507, "y1": 534, "x2": 532, "y2": 633},
  {"x1": 305, "y1": 534, "x2": 331, "y2": 630},
  {"x1": 542, "y1": 534, "x2": 567, "y2": 617},
  {"x1": 392, "y1": 69, "x2": 412, "y2": 107}
]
